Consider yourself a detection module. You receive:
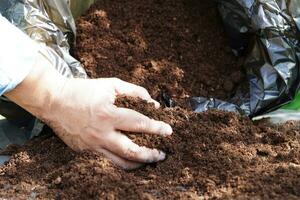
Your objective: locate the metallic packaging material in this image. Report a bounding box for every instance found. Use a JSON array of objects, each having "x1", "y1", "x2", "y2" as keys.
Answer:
[
  {"x1": 0, "y1": 0, "x2": 90, "y2": 138},
  {"x1": 0, "y1": 0, "x2": 87, "y2": 78},
  {"x1": 70, "y1": 0, "x2": 95, "y2": 18},
  {"x1": 192, "y1": 0, "x2": 300, "y2": 117},
  {"x1": 190, "y1": 97, "x2": 243, "y2": 113}
]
